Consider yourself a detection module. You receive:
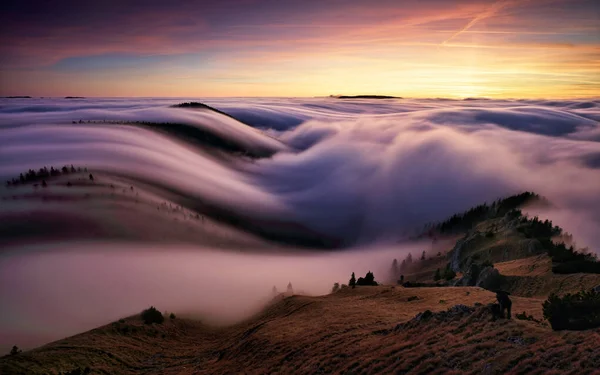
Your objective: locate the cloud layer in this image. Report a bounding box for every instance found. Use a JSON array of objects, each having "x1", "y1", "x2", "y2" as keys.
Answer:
[{"x1": 1, "y1": 96, "x2": 600, "y2": 351}]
